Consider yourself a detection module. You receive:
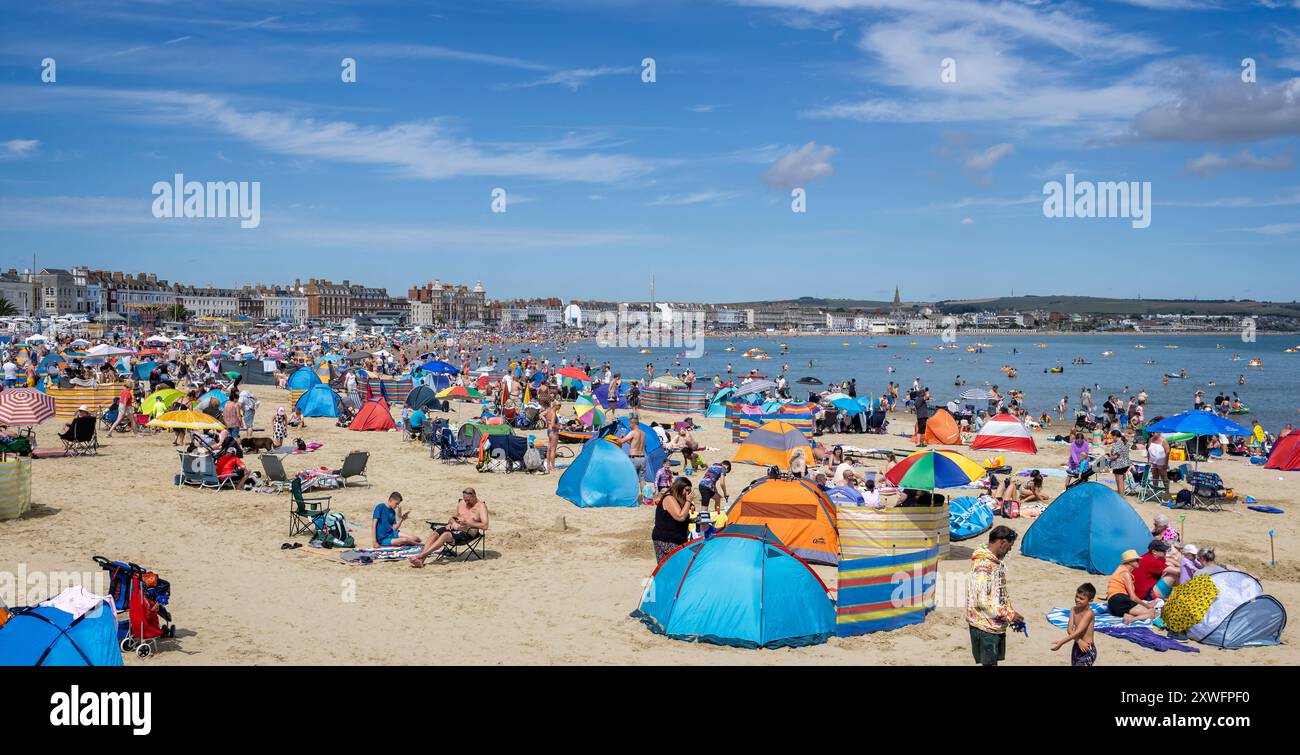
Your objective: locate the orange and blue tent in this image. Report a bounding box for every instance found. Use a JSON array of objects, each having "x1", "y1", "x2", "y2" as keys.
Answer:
[
  {"x1": 733, "y1": 420, "x2": 811, "y2": 468},
  {"x1": 725, "y1": 478, "x2": 838, "y2": 565}
]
